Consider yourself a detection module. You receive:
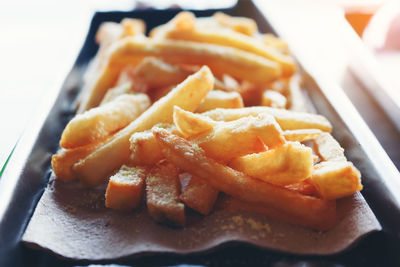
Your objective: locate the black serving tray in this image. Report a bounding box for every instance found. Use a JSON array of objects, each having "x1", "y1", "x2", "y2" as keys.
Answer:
[{"x1": 1, "y1": 0, "x2": 400, "y2": 266}]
